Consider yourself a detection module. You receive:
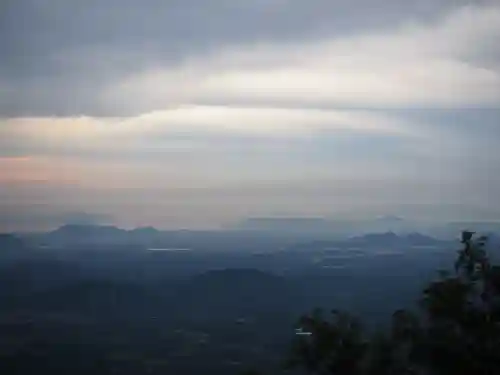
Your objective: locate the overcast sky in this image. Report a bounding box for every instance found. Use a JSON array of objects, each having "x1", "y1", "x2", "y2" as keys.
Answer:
[{"x1": 1, "y1": 0, "x2": 499, "y2": 231}]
